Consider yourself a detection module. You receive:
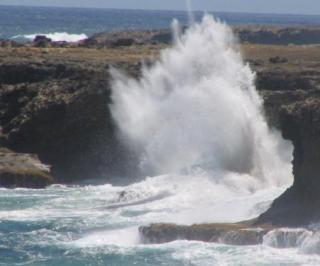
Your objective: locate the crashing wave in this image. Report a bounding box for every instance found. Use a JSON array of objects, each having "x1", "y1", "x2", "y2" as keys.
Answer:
[{"x1": 111, "y1": 15, "x2": 292, "y2": 187}]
